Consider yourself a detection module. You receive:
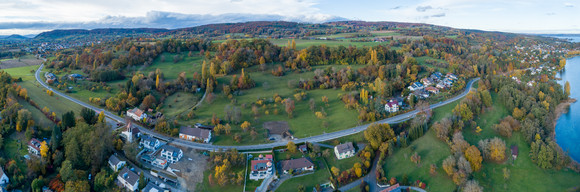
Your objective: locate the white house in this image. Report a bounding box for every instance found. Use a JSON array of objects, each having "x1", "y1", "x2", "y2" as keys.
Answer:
[
  {"x1": 179, "y1": 126, "x2": 212, "y2": 143},
  {"x1": 408, "y1": 82, "x2": 424, "y2": 91},
  {"x1": 108, "y1": 154, "x2": 126, "y2": 172},
  {"x1": 384, "y1": 100, "x2": 399, "y2": 113},
  {"x1": 160, "y1": 145, "x2": 183, "y2": 164},
  {"x1": 127, "y1": 107, "x2": 146, "y2": 121},
  {"x1": 249, "y1": 159, "x2": 273, "y2": 180},
  {"x1": 280, "y1": 157, "x2": 314, "y2": 174},
  {"x1": 425, "y1": 87, "x2": 440, "y2": 94},
  {"x1": 117, "y1": 167, "x2": 139, "y2": 192},
  {"x1": 28, "y1": 138, "x2": 42, "y2": 156},
  {"x1": 139, "y1": 135, "x2": 161, "y2": 151},
  {"x1": 142, "y1": 182, "x2": 164, "y2": 192},
  {"x1": 0, "y1": 166, "x2": 8, "y2": 186},
  {"x1": 334, "y1": 142, "x2": 356, "y2": 160}
]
